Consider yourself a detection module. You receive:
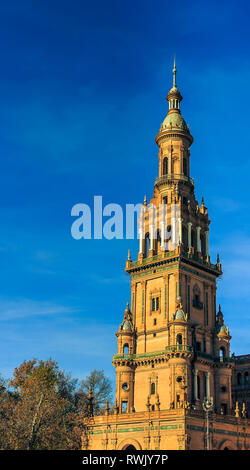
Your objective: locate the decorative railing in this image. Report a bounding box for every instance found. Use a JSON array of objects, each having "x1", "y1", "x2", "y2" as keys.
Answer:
[
  {"x1": 165, "y1": 344, "x2": 193, "y2": 353},
  {"x1": 128, "y1": 250, "x2": 178, "y2": 269},
  {"x1": 127, "y1": 249, "x2": 221, "y2": 272},
  {"x1": 214, "y1": 356, "x2": 234, "y2": 363},
  {"x1": 113, "y1": 349, "x2": 166, "y2": 361},
  {"x1": 154, "y1": 174, "x2": 194, "y2": 186}
]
